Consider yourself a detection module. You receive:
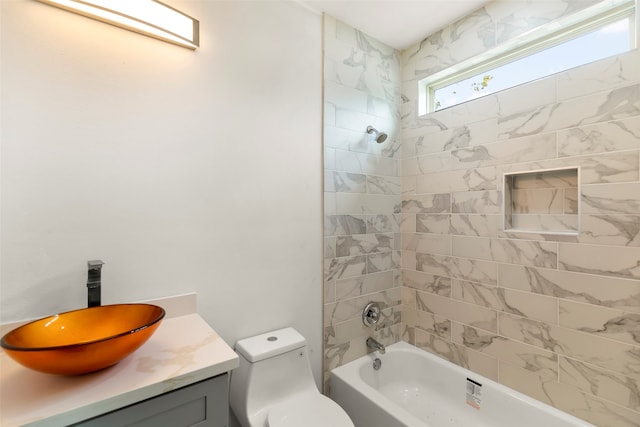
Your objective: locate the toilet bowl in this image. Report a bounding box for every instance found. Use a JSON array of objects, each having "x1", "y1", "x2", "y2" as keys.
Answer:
[{"x1": 229, "y1": 327, "x2": 354, "y2": 427}]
